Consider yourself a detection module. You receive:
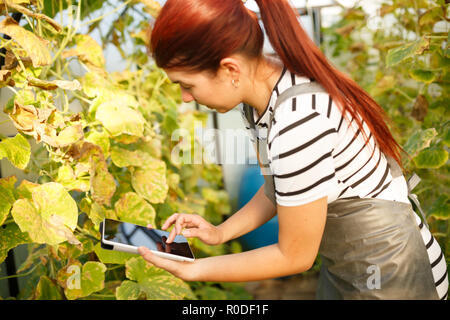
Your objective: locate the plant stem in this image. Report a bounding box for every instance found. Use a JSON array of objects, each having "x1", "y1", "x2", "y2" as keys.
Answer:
[
  {"x1": 394, "y1": 87, "x2": 415, "y2": 102},
  {"x1": 80, "y1": 0, "x2": 132, "y2": 28},
  {"x1": 0, "y1": 263, "x2": 39, "y2": 282}
]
